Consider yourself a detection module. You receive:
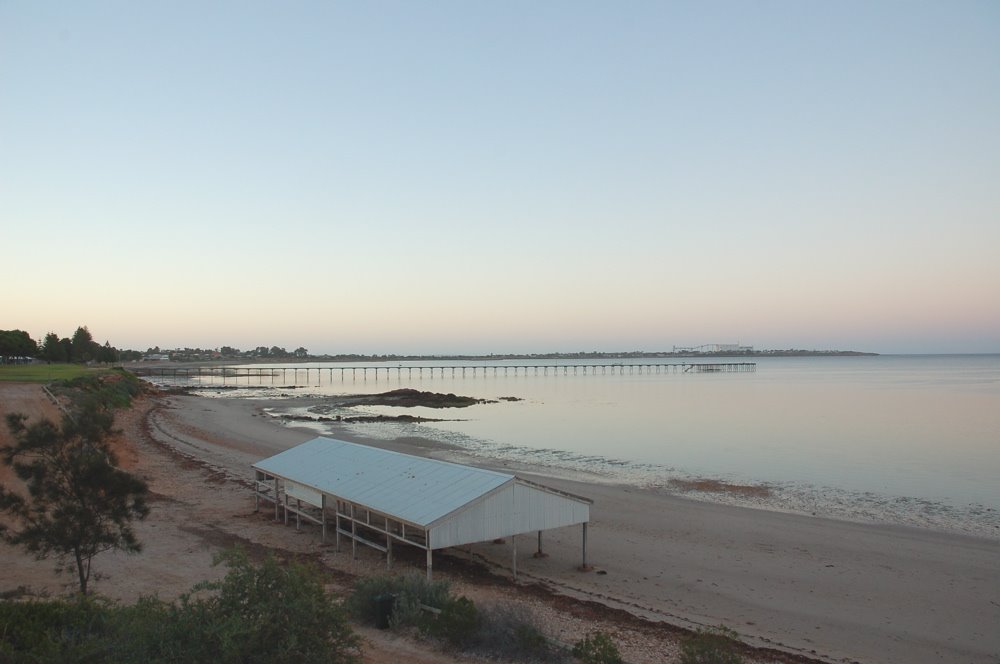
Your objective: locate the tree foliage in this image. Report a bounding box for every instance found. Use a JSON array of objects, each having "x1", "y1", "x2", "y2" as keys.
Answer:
[
  {"x1": 71, "y1": 326, "x2": 96, "y2": 363},
  {"x1": 0, "y1": 407, "x2": 149, "y2": 595},
  {"x1": 0, "y1": 329, "x2": 38, "y2": 363},
  {"x1": 39, "y1": 332, "x2": 67, "y2": 362}
]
